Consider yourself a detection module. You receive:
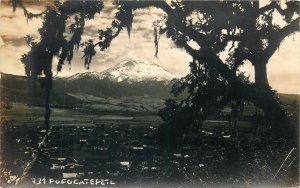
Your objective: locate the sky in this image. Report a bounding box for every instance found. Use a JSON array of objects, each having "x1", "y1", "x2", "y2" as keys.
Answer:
[{"x1": 0, "y1": 0, "x2": 299, "y2": 94}]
